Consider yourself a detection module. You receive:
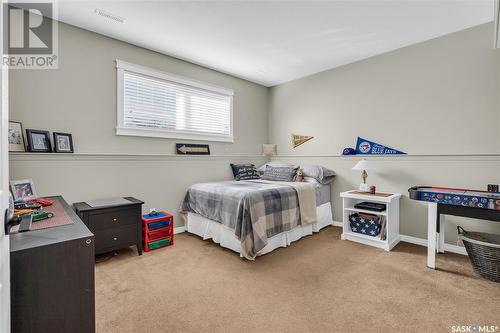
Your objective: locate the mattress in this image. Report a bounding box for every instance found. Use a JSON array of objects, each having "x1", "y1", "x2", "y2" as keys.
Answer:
[
  {"x1": 187, "y1": 202, "x2": 333, "y2": 257},
  {"x1": 315, "y1": 182, "x2": 331, "y2": 206}
]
